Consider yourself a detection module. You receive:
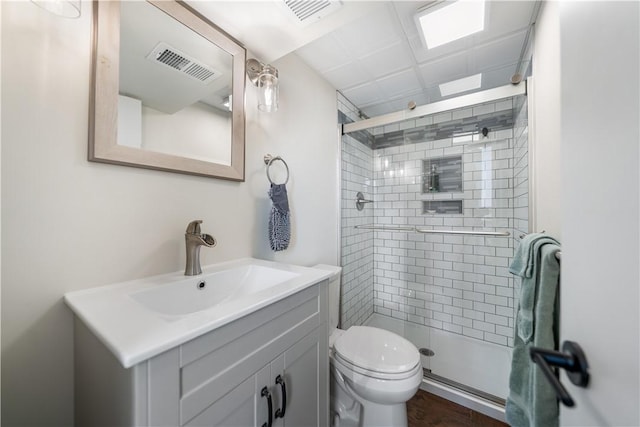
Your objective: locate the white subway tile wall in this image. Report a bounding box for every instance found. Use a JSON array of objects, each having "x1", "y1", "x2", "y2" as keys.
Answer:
[
  {"x1": 339, "y1": 93, "x2": 375, "y2": 329},
  {"x1": 339, "y1": 94, "x2": 528, "y2": 348}
]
